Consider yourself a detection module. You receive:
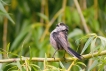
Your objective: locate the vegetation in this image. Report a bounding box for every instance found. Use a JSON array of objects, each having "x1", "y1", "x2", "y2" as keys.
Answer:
[{"x1": 0, "y1": 0, "x2": 106, "y2": 71}]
